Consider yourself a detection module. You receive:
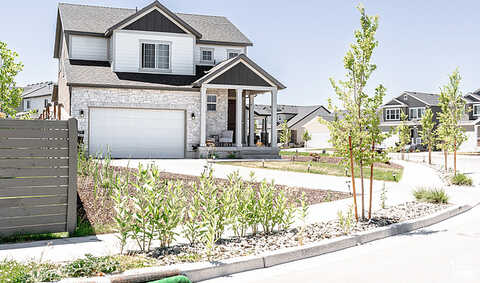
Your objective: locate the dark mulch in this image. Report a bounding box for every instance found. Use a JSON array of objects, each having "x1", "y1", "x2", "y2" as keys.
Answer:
[
  {"x1": 77, "y1": 167, "x2": 351, "y2": 229},
  {"x1": 281, "y1": 155, "x2": 403, "y2": 169}
]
